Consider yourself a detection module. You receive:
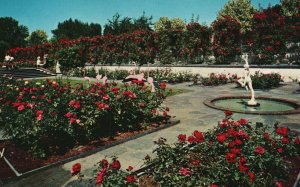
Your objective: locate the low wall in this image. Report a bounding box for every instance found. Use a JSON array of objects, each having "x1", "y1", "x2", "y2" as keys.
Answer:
[{"x1": 86, "y1": 65, "x2": 300, "y2": 82}]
